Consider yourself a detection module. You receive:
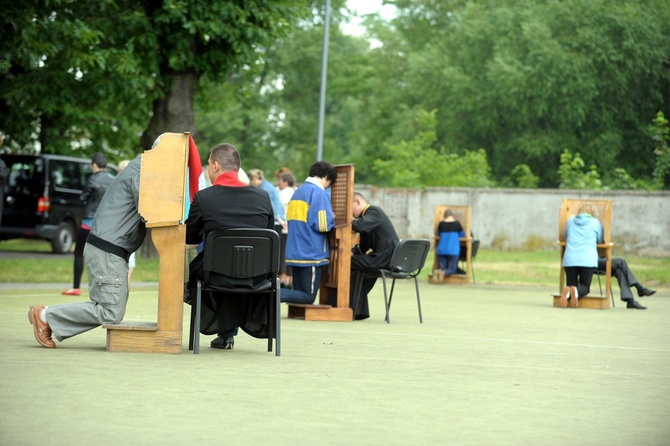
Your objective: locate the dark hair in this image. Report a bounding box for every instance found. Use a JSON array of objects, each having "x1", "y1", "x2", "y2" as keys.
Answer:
[
  {"x1": 210, "y1": 143, "x2": 240, "y2": 172},
  {"x1": 91, "y1": 152, "x2": 107, "y2": 168},
  {"x1": 309, "y1": 161, "x2": 337, "y2": 186},
  {"x1": 280, "y1": 172, "x2": 295, "y2": 187},
  {"x1": 275, "y1": 166, "x2": 292, "y2": 179}
]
